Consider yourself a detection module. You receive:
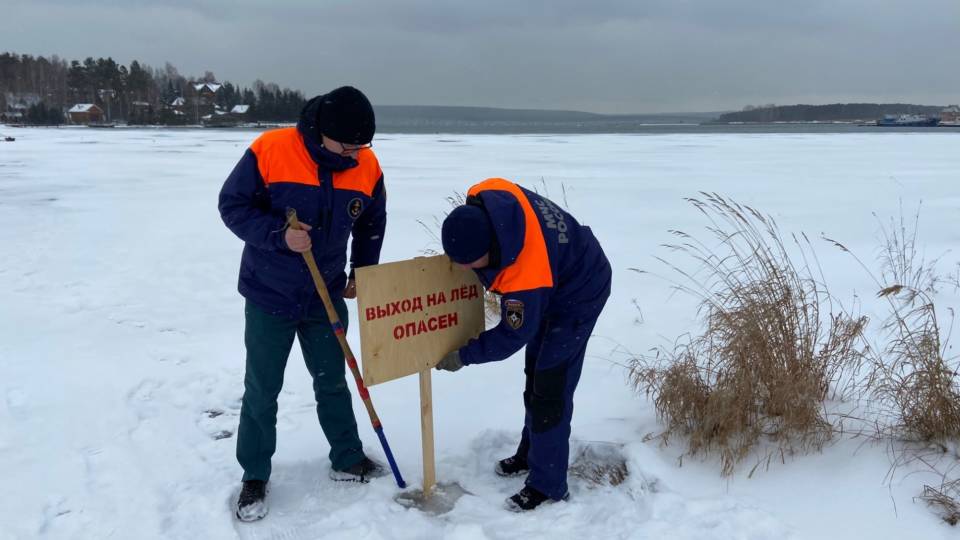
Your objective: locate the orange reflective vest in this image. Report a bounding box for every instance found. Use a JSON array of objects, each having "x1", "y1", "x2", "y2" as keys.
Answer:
[
  {"x1": 468, "y1": 178, "x2": 554, "y2": 294},
  {"x1": 250, "y1": 127, "x2": 381, "y2": 196}
]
